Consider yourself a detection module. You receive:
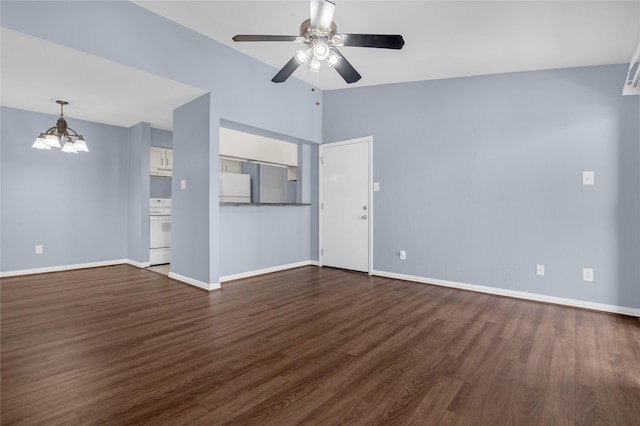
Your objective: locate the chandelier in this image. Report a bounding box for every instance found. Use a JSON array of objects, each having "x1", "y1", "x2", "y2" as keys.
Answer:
[{"x1": 32, "y1": 100, "x2": 88, "y2": 153}]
